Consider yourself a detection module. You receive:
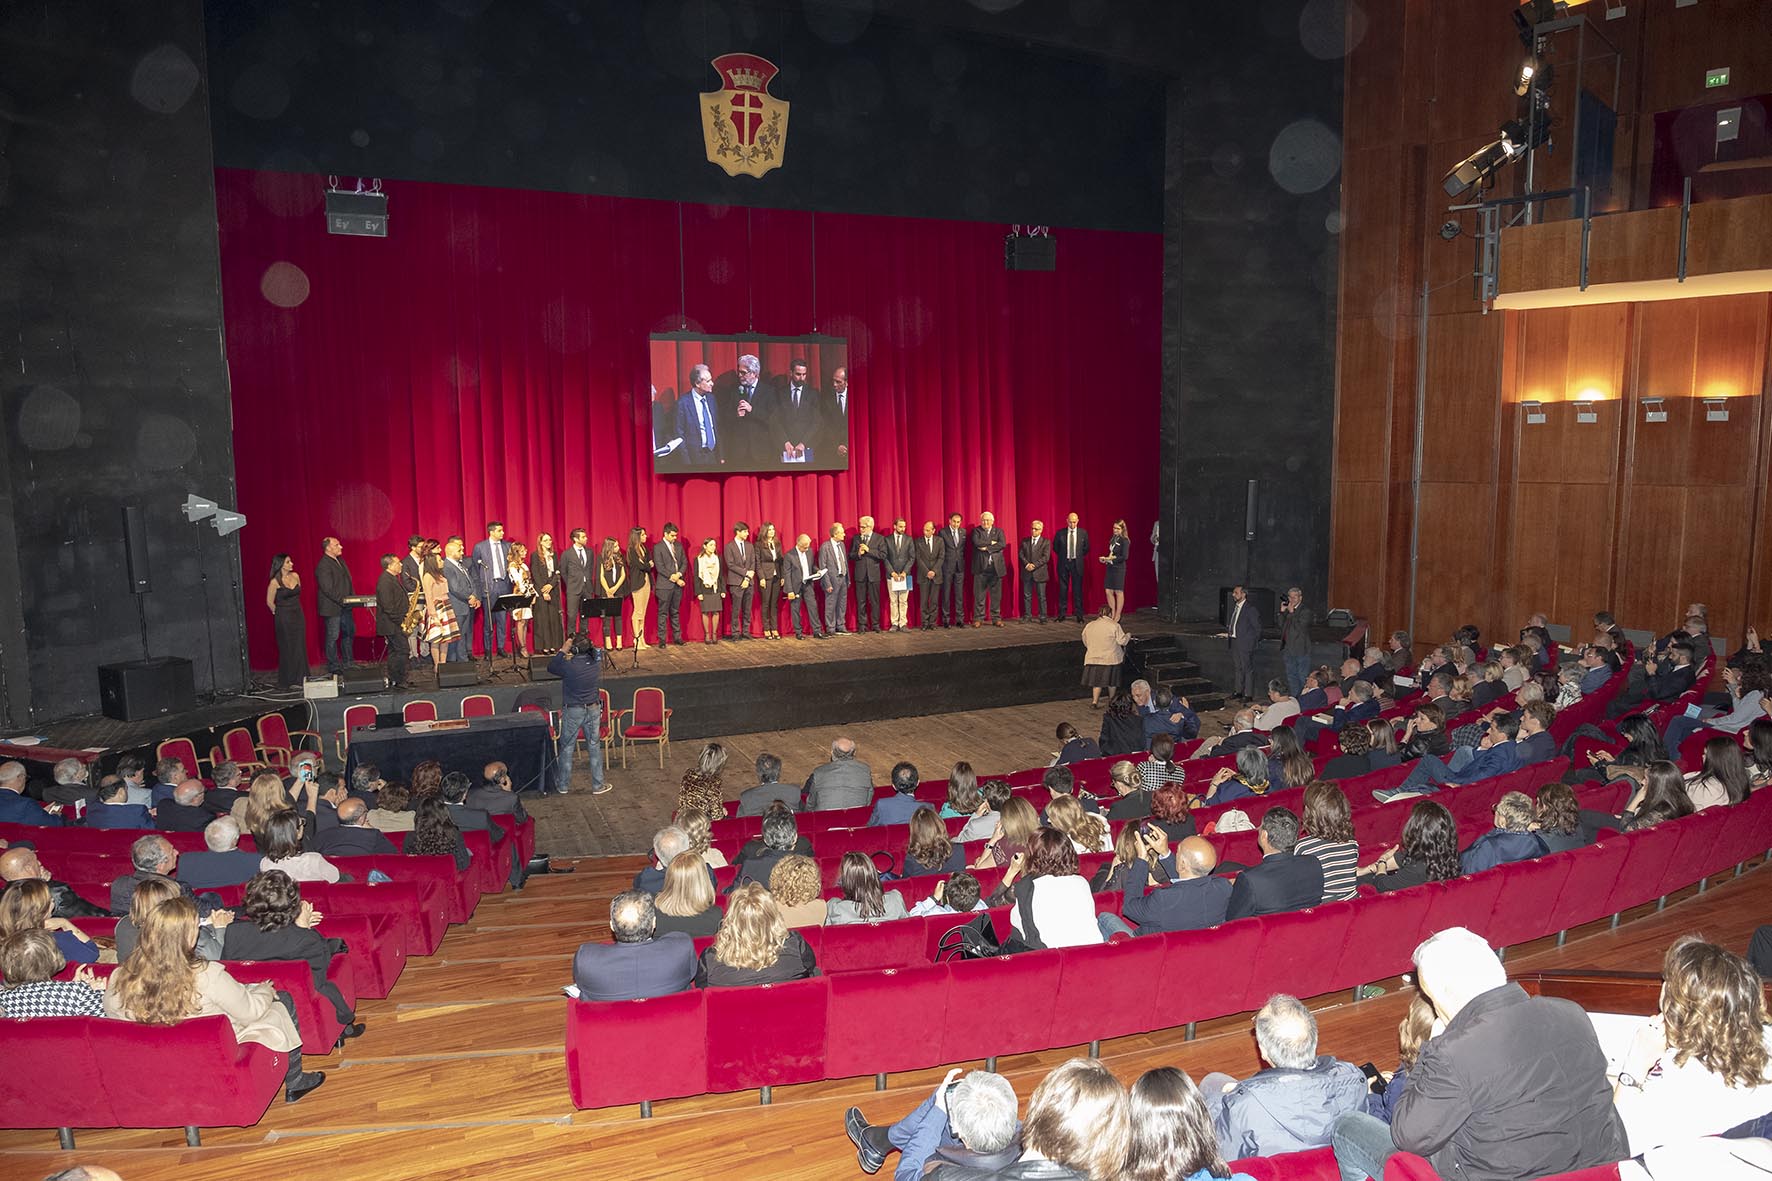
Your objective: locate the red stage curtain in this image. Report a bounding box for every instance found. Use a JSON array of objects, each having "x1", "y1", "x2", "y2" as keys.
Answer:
[{"x1": 215, "y1": 170, "x2": 1161, "y2": 665}]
